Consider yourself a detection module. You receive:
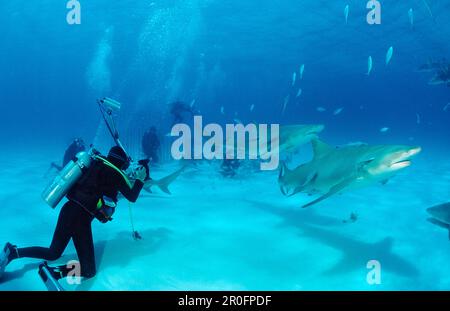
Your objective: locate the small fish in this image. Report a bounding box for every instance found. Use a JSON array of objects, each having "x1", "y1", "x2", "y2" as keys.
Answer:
[
  {"x1": 344, "y1": 4, "x2": 349, "y2": 24},
  {"x1": 282, "y1": 95, "x2": 290, "y2": 115},
  {"x1": 220, "y1": 106, "x2": 224, "y2": 115},
  {"x1": 296, "y1": 88, "x2": 303, "y2": 98},
  {"x1": 299, "y1": 64, "x2": 305, "y2": 79},
  {"x1": 380, "y1": 127, "x2": 390, "y2": 133},
  {"x1": 416, "y1": 113, "x2": 421, "y2": 124},
  {"x1": 386, "y1": 46, "x2": 394, "y2": 65},
  {"x1": 367, "y1": 56, "x2": 373, "y2": 75},
  {"x1": 316, "y1": 107, "x2": 326, "y2": 112},
  {"x1": 444, "y1": 103, "x2": 450, "y2": 112},
  {"x1": 343, "y1": 212, "x2": 358, "y2": 224},
  {"x1": 292, "y1": 72, "x2": 297, "y2": 86},
  {"x1": 334, "y1": 107, "x2": 344, "y2": 115},
  {"x1": 408, "y1": 8, "x2": 414, "y2": 29},
  {"x1": 190, "y1": 99, "x2": 196, "y2": 108},
  {"x1": 250, "y1": 104, "x2": 255, "y2": 112}
]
